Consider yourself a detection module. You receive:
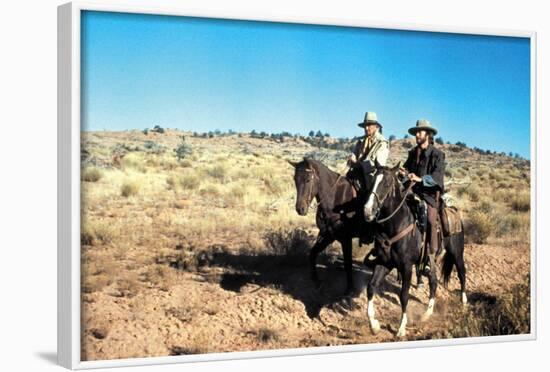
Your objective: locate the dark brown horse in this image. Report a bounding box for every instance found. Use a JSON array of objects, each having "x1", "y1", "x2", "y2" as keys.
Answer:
[
  {"x1": 288, "y1": 158, "x2": 369, "y2": 296},
  {"x1": 363, "y1": 162, "x2": 467, "y2": 337}
]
